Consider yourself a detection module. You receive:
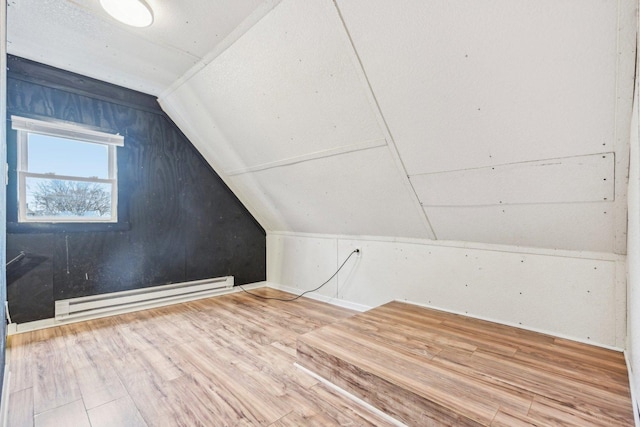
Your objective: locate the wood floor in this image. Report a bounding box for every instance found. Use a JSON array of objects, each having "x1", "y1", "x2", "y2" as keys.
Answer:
[
  {"x1": 298, "y1": 301, "x2": 634, "y2": 426},
  {"x1": 6, "y1": 289, "x2": 395, "y2": 427},
  {"x1": 6, "y1": 289, "x2": 635, "y2": 426}
]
